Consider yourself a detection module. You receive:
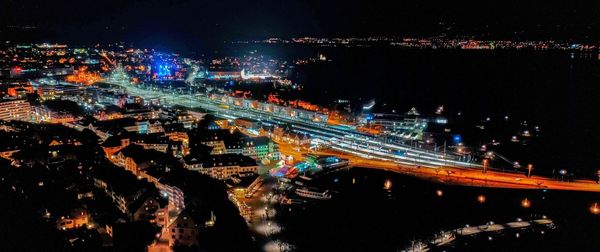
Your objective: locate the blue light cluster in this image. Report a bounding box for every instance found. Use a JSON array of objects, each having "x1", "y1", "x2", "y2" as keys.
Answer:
[
  {"x1": 157, "y1": 64, "x2": 171, "y2": 77},
  {"x1": 453, "y1": 135, "x2": 462, "y2": 143},
  {"x1": 153, "y1": 60, "x2": 176, "y2": 78}
]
